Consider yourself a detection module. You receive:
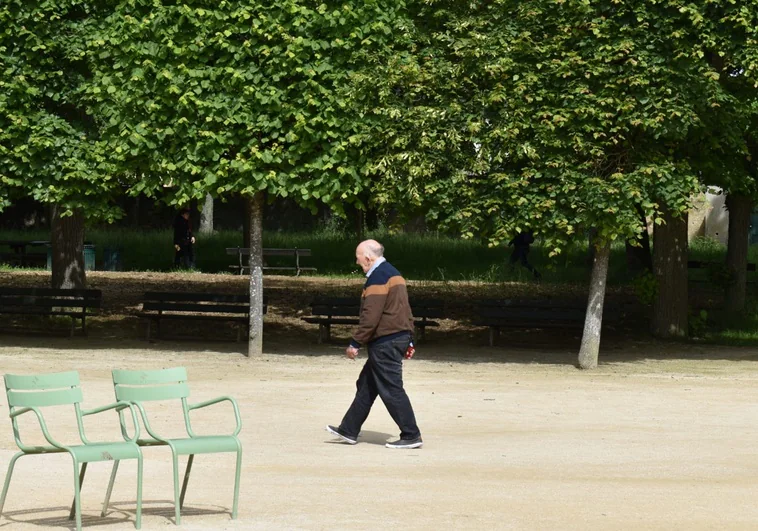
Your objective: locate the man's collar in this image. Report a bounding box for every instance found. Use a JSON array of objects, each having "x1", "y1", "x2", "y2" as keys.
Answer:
[{"x1": 366, "y1": 256, "x2": 386, "y2": 278}]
